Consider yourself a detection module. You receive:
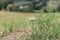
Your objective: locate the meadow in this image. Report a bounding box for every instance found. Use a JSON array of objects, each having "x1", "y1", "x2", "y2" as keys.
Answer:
[{"x1": 0, "y1": 11, "x2": 60, "y2": 40}]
